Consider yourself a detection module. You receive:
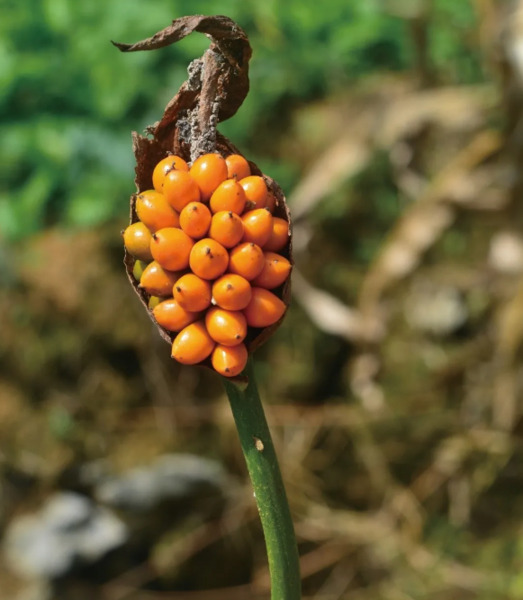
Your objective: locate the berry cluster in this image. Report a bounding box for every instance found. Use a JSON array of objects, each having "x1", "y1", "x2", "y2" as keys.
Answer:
[{"x1": 123, "y1": 153, "x2": 291, "y2": 377}]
